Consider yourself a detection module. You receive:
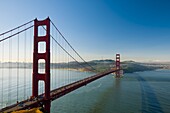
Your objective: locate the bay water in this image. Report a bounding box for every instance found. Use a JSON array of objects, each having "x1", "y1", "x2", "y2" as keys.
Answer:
[{"x1": 0, "y1": 69, "x2": 170, "y2": 113}]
